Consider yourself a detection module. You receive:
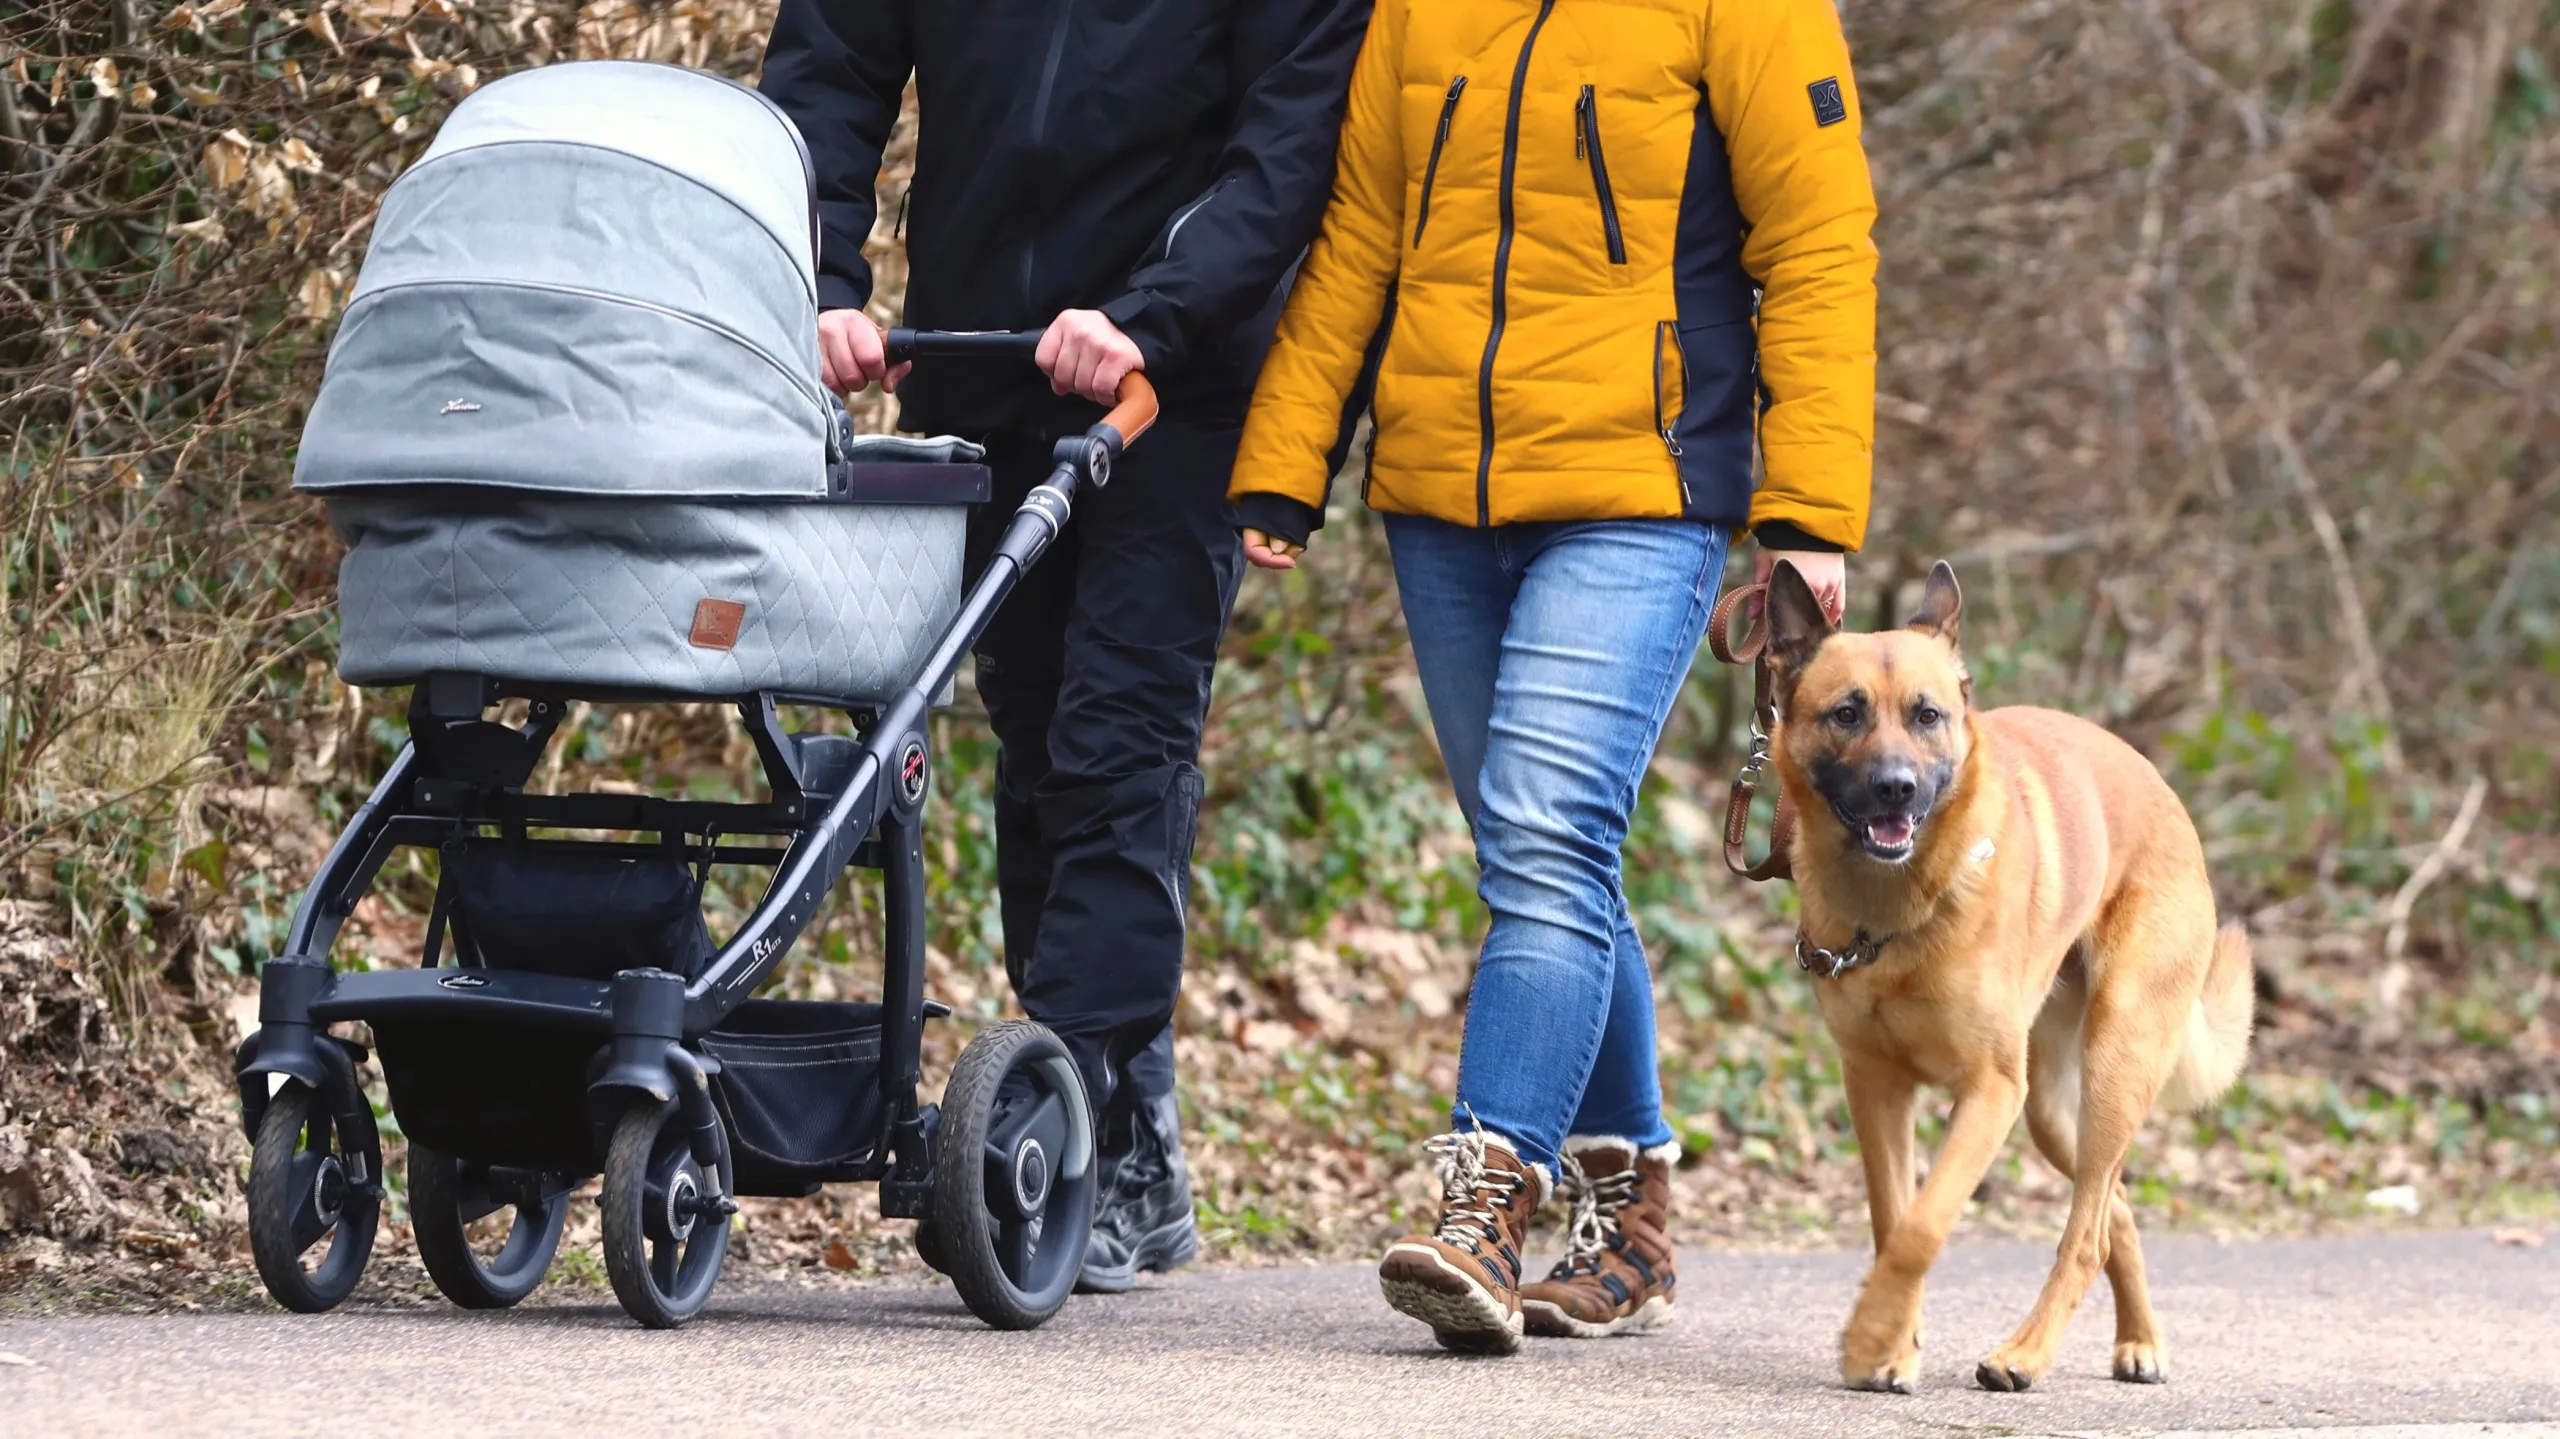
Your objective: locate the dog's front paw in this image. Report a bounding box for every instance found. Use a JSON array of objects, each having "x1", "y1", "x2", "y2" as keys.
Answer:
[
  {"x1": 1841, "y1": 1306, "x2": 1923, "y2": 1395},
  {"x1": 1842, "y1": 1339, "x2": 1923, "y2": 1394},
  {"x1": 2112, "y1": 1340, "x2": 2167, "y2": 1384},
  {"x1": 1841, "y1": 1266, "x2": 1927, "y2": 1393},
  {"x1": 1974, "y1": 1341, "x2": 2051, "y2": 1393}
]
